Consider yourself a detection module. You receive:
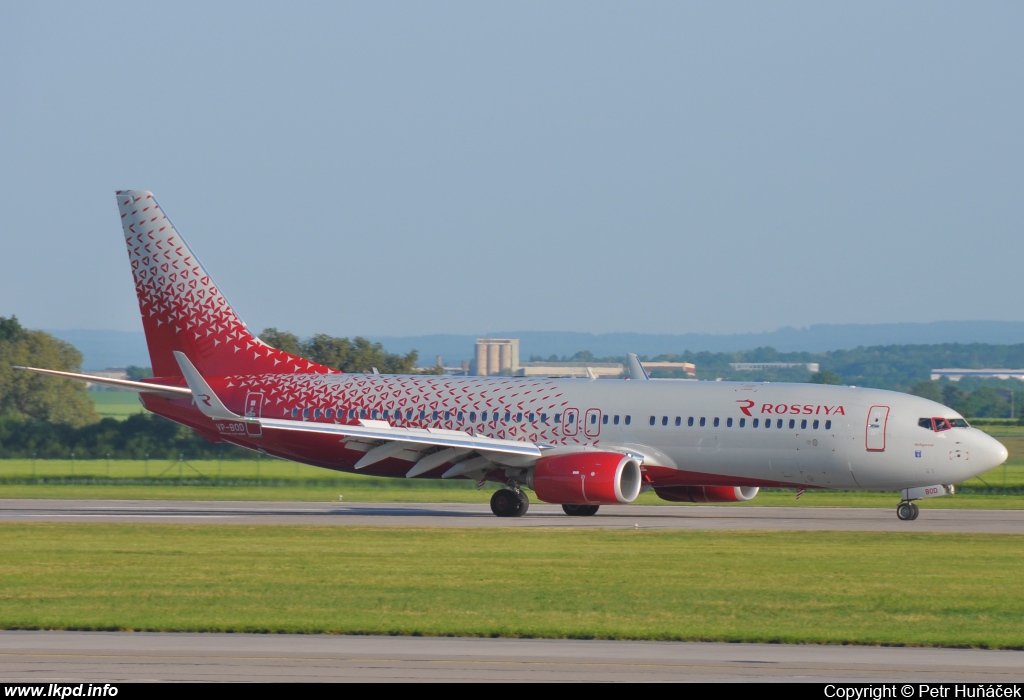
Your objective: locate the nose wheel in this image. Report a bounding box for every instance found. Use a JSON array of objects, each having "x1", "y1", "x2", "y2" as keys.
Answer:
[
  {"x1": 491, "y1": 488, "x2": 529, "y2": 517},
  {"x1": 896, "y1": 501, "x2": 920, "y2": 521}
]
